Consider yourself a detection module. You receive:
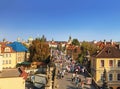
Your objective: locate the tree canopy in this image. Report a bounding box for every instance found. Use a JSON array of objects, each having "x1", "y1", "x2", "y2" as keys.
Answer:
[
  {"x1": 29, "y1": 37, "x2": 50, "y2": 62},
  {"x1": 78, "y1": 41, "x2": 99, "y2": 64},
  {"x1": 72, "y1": 39, "x2": 80, "y2": 46},
  {"x1": 81, "y1": 41, "x2": 99, "y2": 56}
]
